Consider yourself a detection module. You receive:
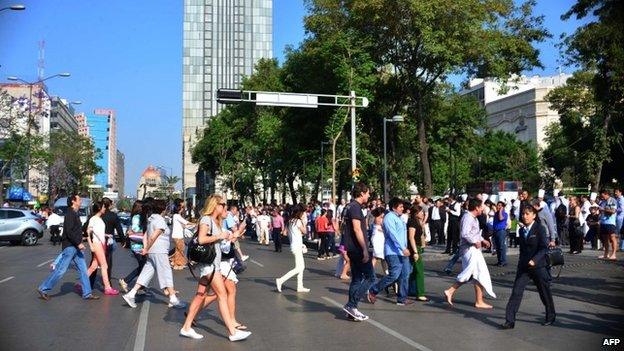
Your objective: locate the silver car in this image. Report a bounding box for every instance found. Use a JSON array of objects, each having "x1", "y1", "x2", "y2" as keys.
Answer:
[{"x1": 0, "y1": 208, "x2": 45, "y2": 246}]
